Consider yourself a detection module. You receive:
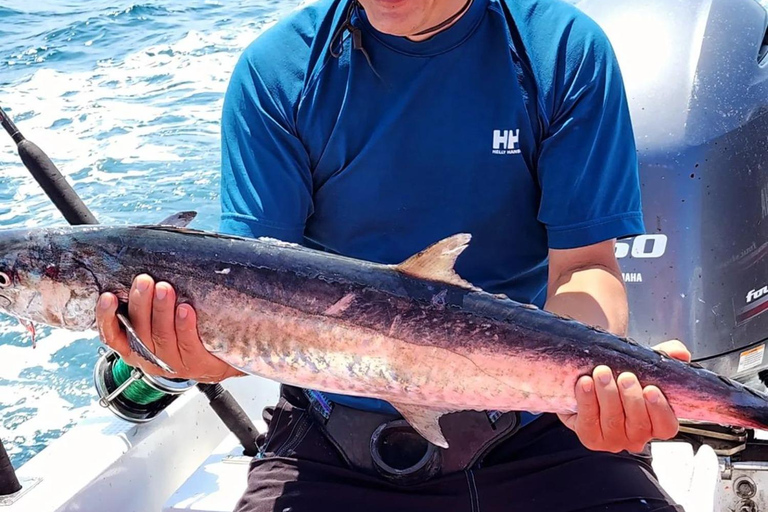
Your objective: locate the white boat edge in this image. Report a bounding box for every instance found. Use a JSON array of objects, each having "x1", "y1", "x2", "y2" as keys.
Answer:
[{"x1": 4, "y1": 375, "x2": 278, "y2": 512}]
